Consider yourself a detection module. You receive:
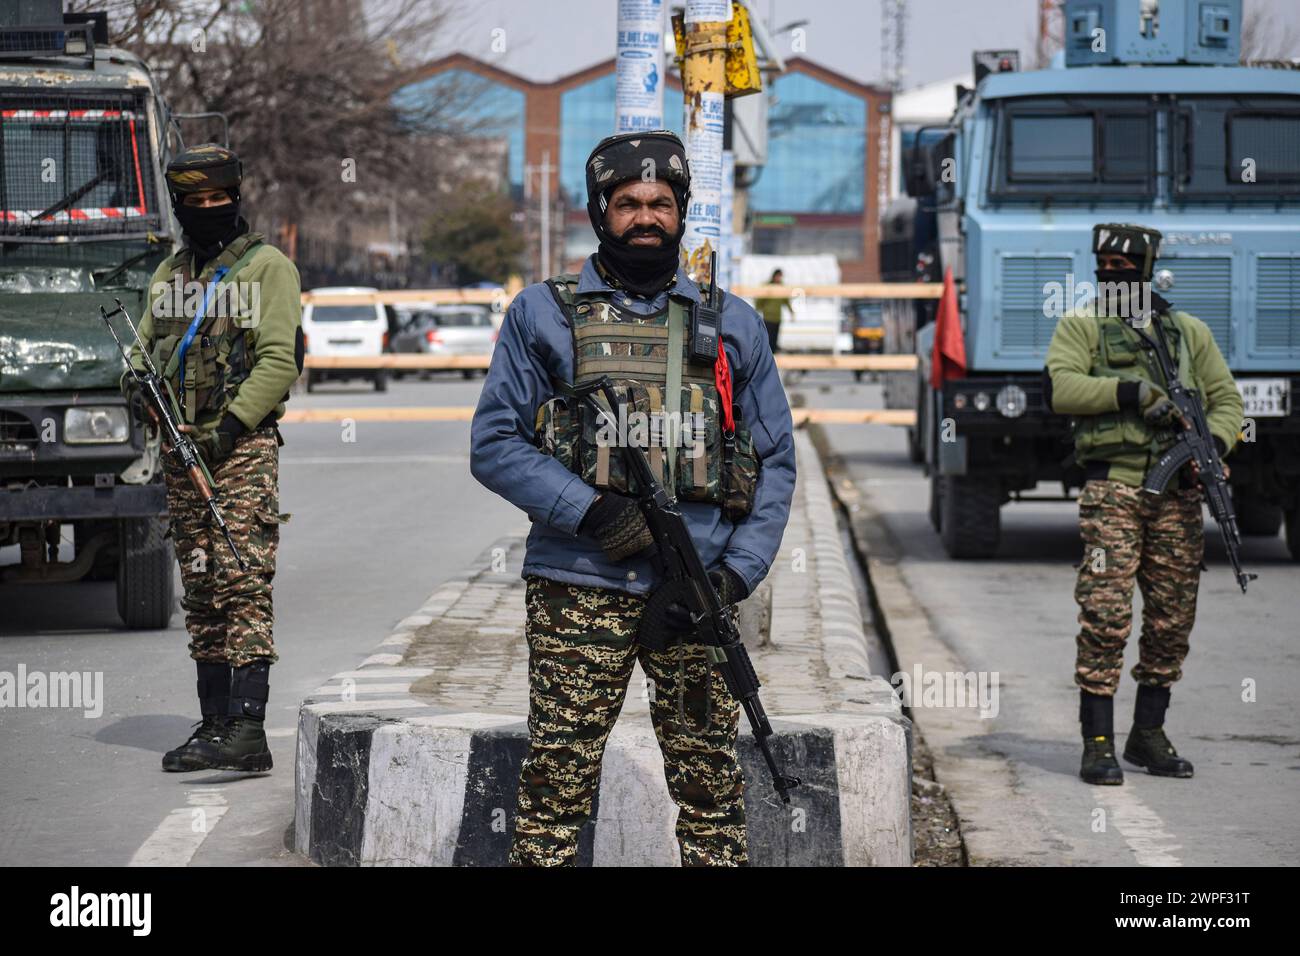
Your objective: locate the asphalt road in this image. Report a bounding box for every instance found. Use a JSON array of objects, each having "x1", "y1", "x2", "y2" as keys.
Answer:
[
  {"x1": 0, "y1": 376, "x2": 525, "y2": 866},
  {"x1": 796, "y1": 373, "x2": 1300, "y2": 866}
]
